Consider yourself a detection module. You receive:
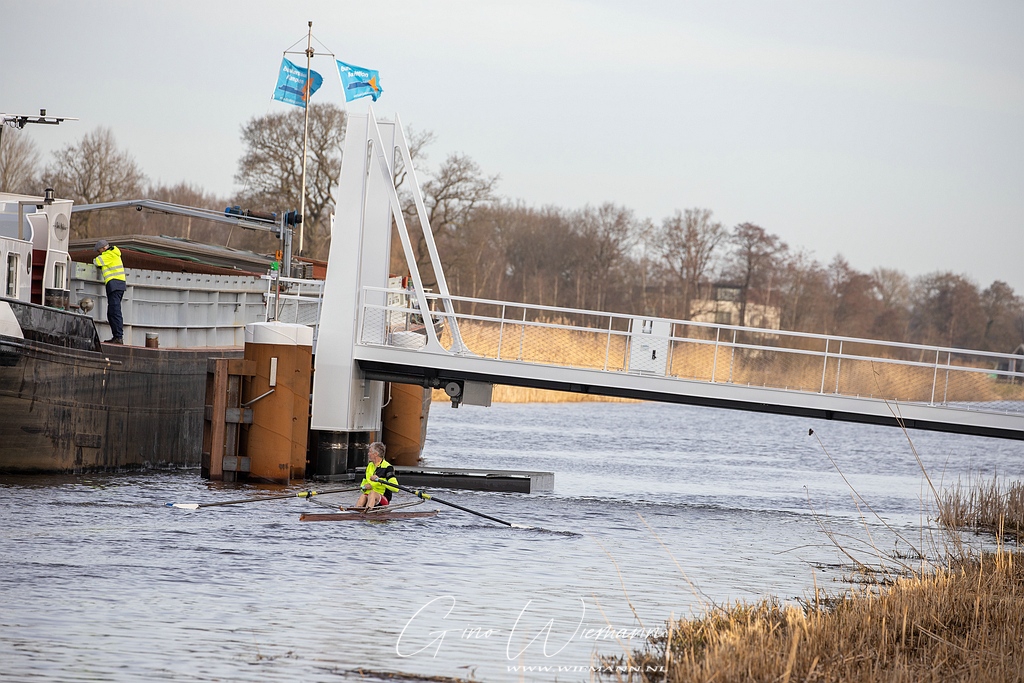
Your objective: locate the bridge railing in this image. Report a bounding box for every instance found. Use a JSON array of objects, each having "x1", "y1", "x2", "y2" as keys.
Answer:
[
  {"x1": 263, "y1": 275, "x2": 325, "y2": 348},
  {"x1": 356, "y1": 287, "x2": 1024, "y2": 415}
]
